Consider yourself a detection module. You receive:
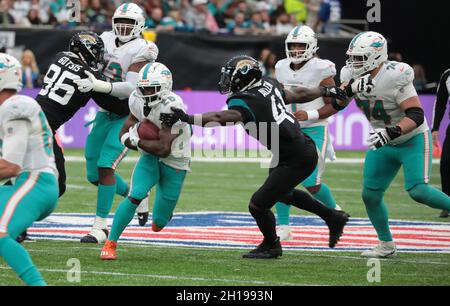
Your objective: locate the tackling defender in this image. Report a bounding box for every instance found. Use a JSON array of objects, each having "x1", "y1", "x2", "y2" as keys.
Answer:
[
  {"x1": 74, "y1": 3, "x2": 159, "y2": 243},
  {"x1": 274, "y1": 25, "x2": 341, "y2": 241},
  {"x1": 306, "y1": 31, "x2": 450, "y2": 257},
  {"x1": 162, "y1": 55, "x2": 350, "y2": 259},
  {"x1": 0, "y1": 53, "x2": 58, "y2": 286},
  {"x1": 100, "y1": 62, "x2": 191, "y2": 260}
]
